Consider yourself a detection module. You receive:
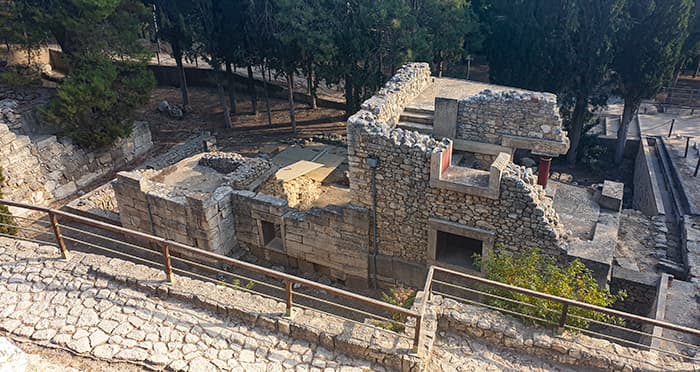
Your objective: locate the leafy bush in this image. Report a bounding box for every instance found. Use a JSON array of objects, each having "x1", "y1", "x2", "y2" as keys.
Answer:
[
  {"x1": 577, "y1": 133, "x2": 608, "y2": 172},
  {"x1": 0, "y1": 70, "x2": 42, "y2": 88},
  {"x1": 474, "y1": 247, "x2": 626, "y2": 330},
  {"x1": 40, "y1": 56, "x2": 154, "y2": 149},
  {"x1": 374, "y1": 286, "x2": 416, "y2": 332},
  {"x1": 0, "y1": 167, "x2": 17, "y2": 235}
]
